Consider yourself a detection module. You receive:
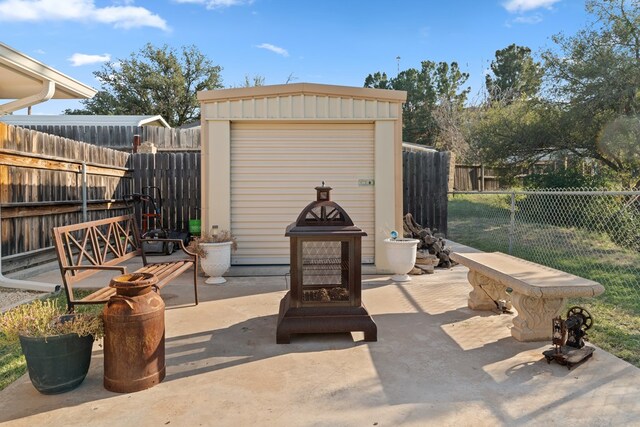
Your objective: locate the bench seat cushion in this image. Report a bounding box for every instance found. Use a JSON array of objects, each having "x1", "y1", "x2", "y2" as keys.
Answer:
[{"x1": 450, "y1": 252, "x2": 605, "y2": 298}]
